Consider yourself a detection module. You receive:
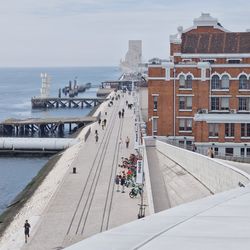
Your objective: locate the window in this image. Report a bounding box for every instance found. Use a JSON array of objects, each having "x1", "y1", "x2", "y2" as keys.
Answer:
[
  {"x1": 202, "y1": 59, "x2": 215, "y2": 64},
  {"x1": 239, "y1": 97, "x2": 250, "y2": 111},
  {"x1": 239, "y1": 75, "x2": 250, "y2": 89},
  {"x1": 241, "y1": 148, "x2": 245, "y2": 157},
  {"x1": 221, "y1": 75, "x2": 229, "y2": 89},
  {"x1": 179, "y1": 119, "x2": 192, "y2": 132},
  {"x1": 211, "y1": 97, "x2": 219, "y2": 110},
  {"x1": 152, "y1": 117, "x2": 158, "y2": 134},
  {"x1": 241, "y1": 123, "x2": 250, "y2": 137},
  {"x1": 179, "y1": 75, "x2": 185, "y2": 87},
  {"x1": 225, "y1": 123, "x2": 234, "y2": 137},
  {"x1": 211, "y1": 97, "x2": 229, "y2": 111},
  {"x1": 211, "y1": 75, "x2": 229, "y2": 89},
  {"x1": 214, "y1": 147, "x2": 219, "y2": 156},
  {"x1": 221, "y1": 97, "x2": 229, "y2": 110},
  {"x1": 228, "y1": 59, "x2": 240, "y2": 64},
  {"x1": 179, "y1": 96, "x2": 192, "y2": 110},
  {"x1": 225, "y1": 148, "x2": 234, "y2": 156},
  {"x1": 209, "y1": 124, "x2": 219, "y2": 137},
  {"x1": 179, "y1": 75, "x2": 192, "y2": 89},
  {"x1": 211, "y1": 75, "x2": 220, "y2": 89},
  {"x1": 153, "y1": 96, "x2": 158, "y2": 111},
  {"x1": 247, "y1": 148, "x2": 250, "y2": 156},
  {"x1": 186, "y1": 75, "x2": 192, "y2": 88}
]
